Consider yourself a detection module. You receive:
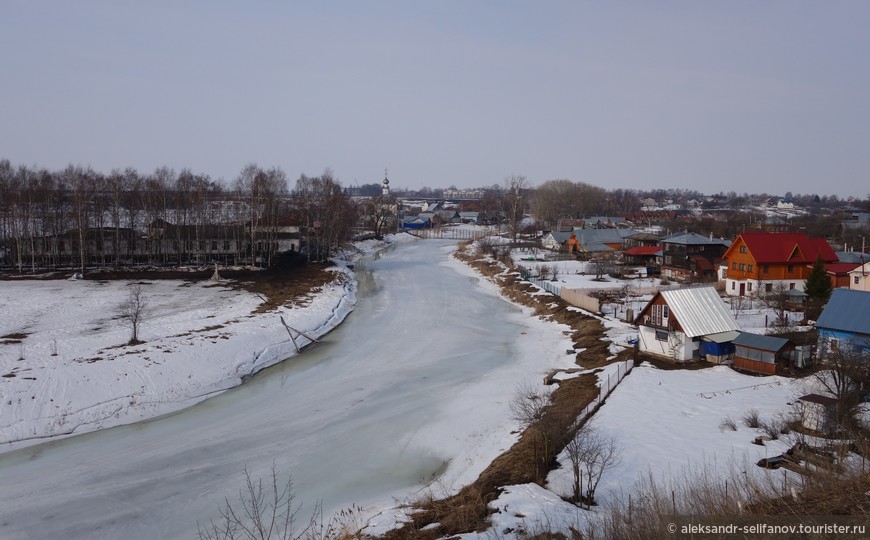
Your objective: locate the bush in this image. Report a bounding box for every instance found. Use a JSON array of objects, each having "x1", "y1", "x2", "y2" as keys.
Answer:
[
  {"x1": 719, "y1": 417, "x2": 738, "y2": 431},
  {"x1": 760, "y1": 419, "x2": 781, "y2": 440},
  {"x1": 742, "y1": 408, "x2": 761, "y2": 428}
]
